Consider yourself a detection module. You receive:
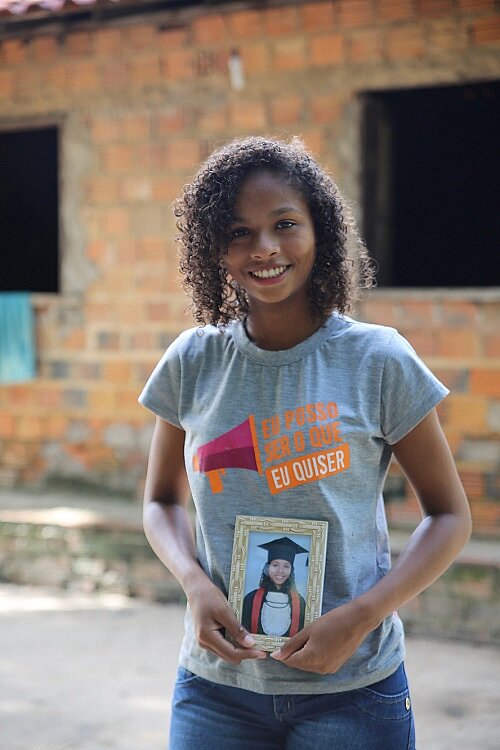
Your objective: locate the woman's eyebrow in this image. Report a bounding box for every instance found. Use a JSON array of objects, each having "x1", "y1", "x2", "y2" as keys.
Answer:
[
  {"x1": 231, "y1": 206, "x2": 302, "y2": 222},
  {"x1": 270, "y1": 206, "x2": 302, "y2": 216}
]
